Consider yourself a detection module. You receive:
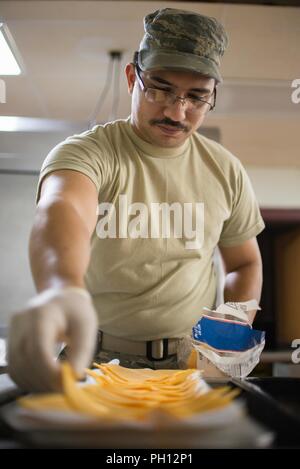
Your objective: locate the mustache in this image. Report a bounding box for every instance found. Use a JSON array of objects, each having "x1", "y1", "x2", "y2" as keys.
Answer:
[{"x1": 150, "y1": 118, "x2": 188, "y2": 132}]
